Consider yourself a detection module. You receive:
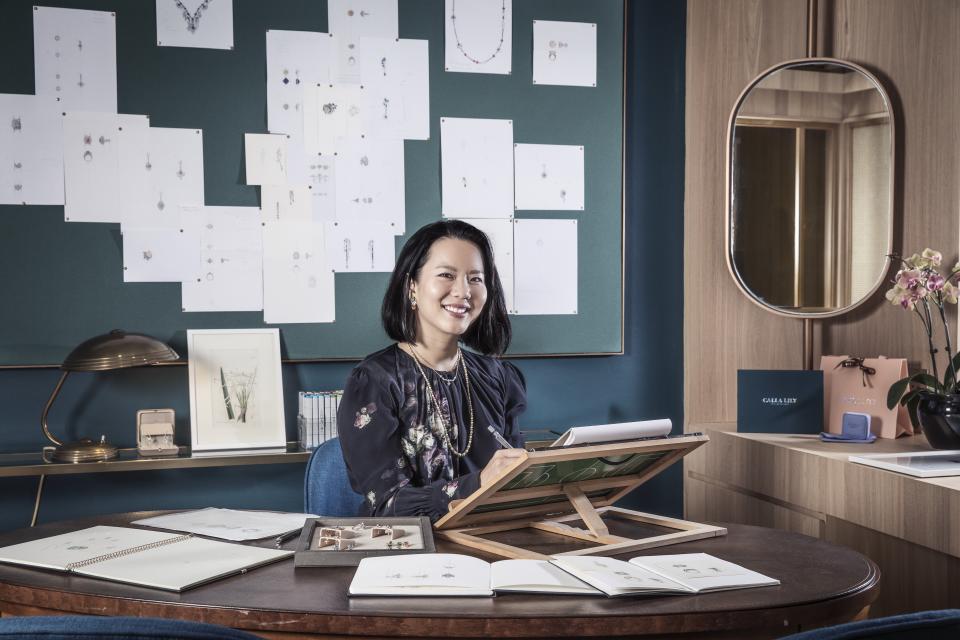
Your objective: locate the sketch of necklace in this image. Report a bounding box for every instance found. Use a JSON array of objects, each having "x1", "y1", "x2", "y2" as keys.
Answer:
[
  {"x1": 174, "y1": 0, "x2": 213, "y2": 33},
  {"x1": 450, "y1": 0, "x2": 507, "y2": 66}
]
